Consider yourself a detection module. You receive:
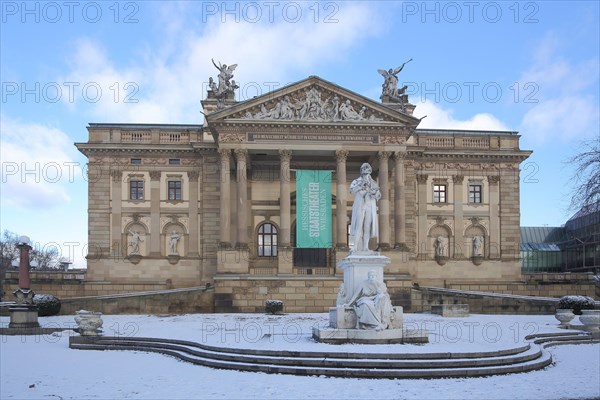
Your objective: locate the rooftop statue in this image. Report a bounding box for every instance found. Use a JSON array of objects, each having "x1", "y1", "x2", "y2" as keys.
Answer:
[{"x1": 378, "y1": 59, "x2": 412, "y2": 100}]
